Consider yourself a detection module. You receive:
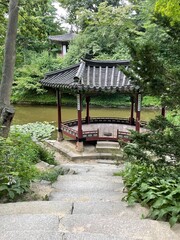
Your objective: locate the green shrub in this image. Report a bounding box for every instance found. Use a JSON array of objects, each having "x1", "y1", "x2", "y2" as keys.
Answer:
[
  {"x1": 12, "y1": 51, "x2": 63, "y2": 101},
  {"x1": 11, "y1": 122, "x2": 56, "y2": 141},
  {"x1": 38, "y1": 168, "x2": 64, "y2": 183},
  {"x1": 0, "y1": 130, "x2": 57, "y2": 202},
  {"x1": 0, "y1": 133, "x2": 39, "y2": 201},
  {"x1": 35, "y1": 144, "x2": 56, "y2": 165},
  {"x1": 120, "y1": 115, "x2": 180, "y2": 226},
  {"x1": 120, "y1": 162, "x2": 180, "y2": 227}
]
